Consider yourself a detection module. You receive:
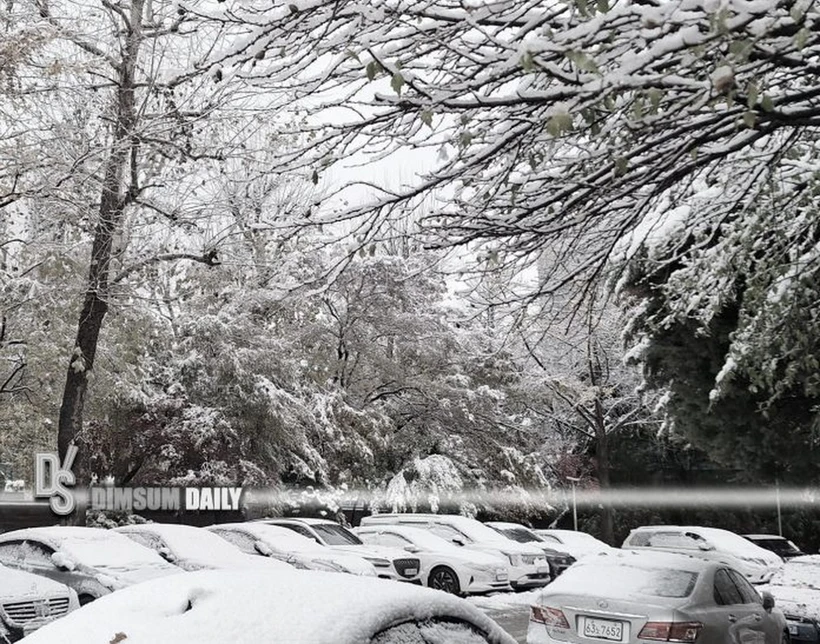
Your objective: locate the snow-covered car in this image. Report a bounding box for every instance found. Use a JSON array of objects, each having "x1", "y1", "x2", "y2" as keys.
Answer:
[
  {"x1": 20, "y1": 568, "x2": 518, "y2": 644},
  {"x1": 532, "y1": 529, "x2": 612, "y2": 561},
  {"x1": 360, "y1": 513, "x2": 551, "y2": 590},
  {"x1": 486, "y1": 522, "x2": 576, "y2": 579},
  {"x1": 207, "y1": 522, "x2": 377, "y2": 576},
  {"x1": 0, "y1": 527, "x2": 180, "y2": 605},
  {"x1": 622, "y1": 525, "x2": 783, "y2": 584},
  {"x1": 354, "y1": 524, "x2": 510, "y2": 595},
  {"x1": 746, "y1": 534, "x2": 806, "y2": 561},
  {"x1": 0, "y1": 564, "x2": 79, "y2": 642},
  {"x1": 258, "y1": 517, "x2": 422, "y2": 582},
  {"x1": 527, "y1": 549, "x2": 788, "y2": 644},
  {"x1": 114, "y1": 523, "x2": 292, "y2": 572},
  {"x1": 759, "y1": 555, "x2": 820, "y2": 644}
]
